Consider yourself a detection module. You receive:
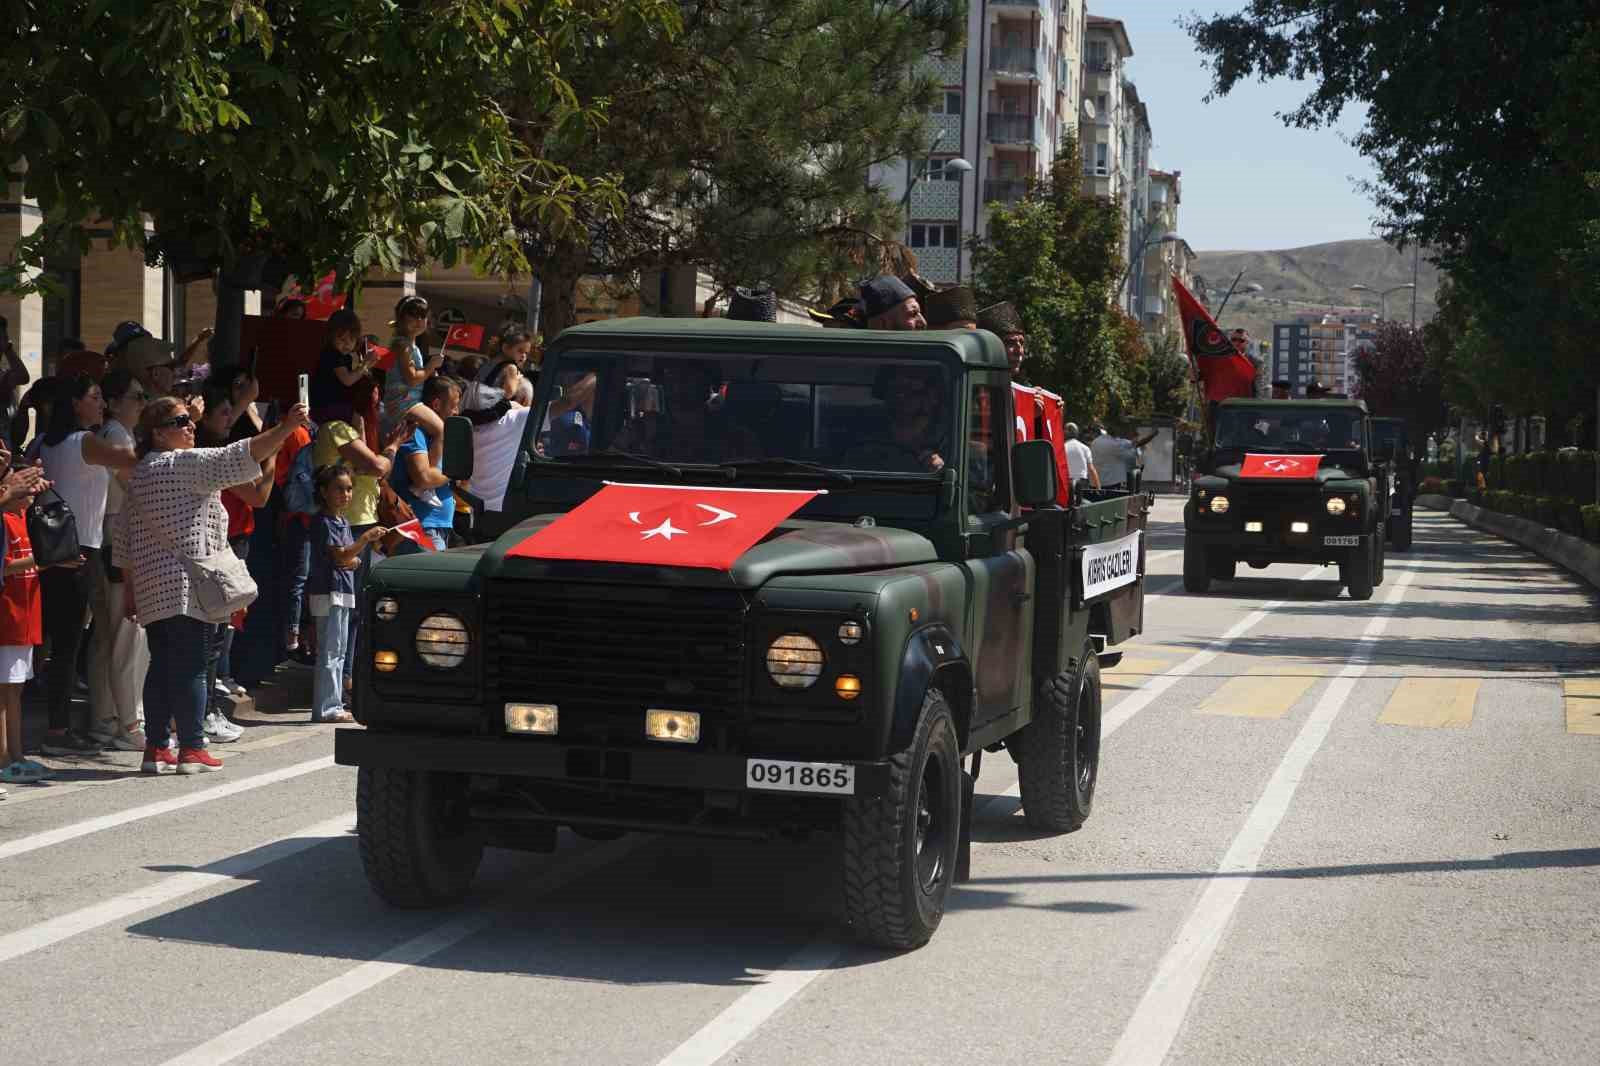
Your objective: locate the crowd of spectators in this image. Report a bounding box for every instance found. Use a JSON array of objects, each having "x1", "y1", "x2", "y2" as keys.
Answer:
[{"x1": 0, "y1": 302, "x2": 541, "y2": 797}]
